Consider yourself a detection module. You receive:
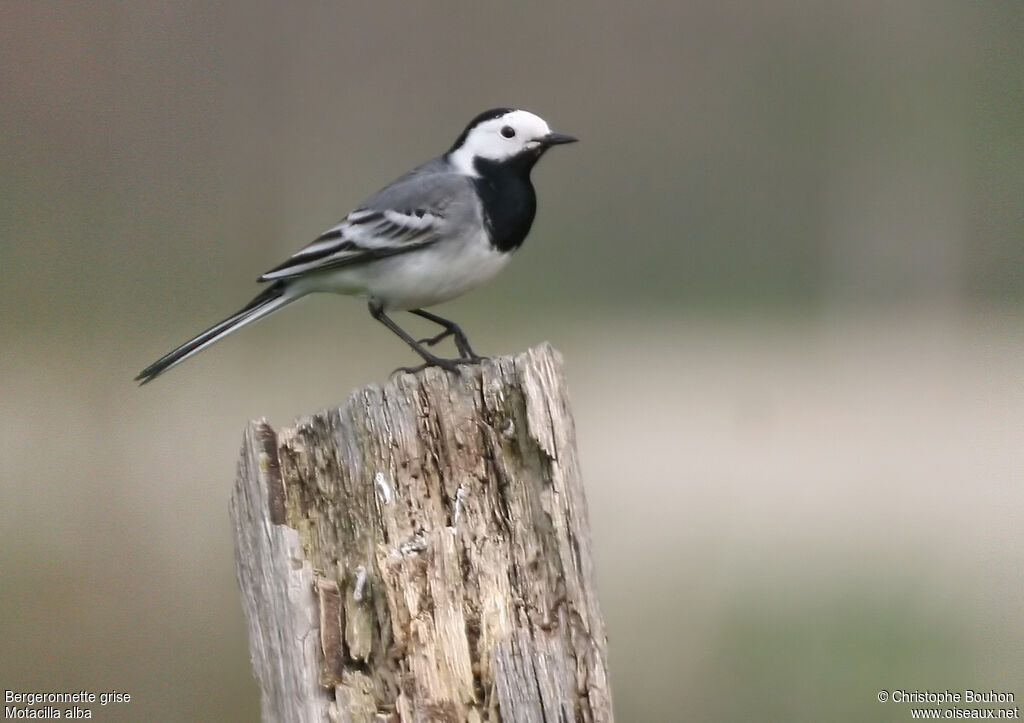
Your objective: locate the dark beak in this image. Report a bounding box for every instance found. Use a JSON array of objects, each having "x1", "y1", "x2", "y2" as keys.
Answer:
[{"x1": 539, "y1": 131, "x2": 578, "y2": 146}]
